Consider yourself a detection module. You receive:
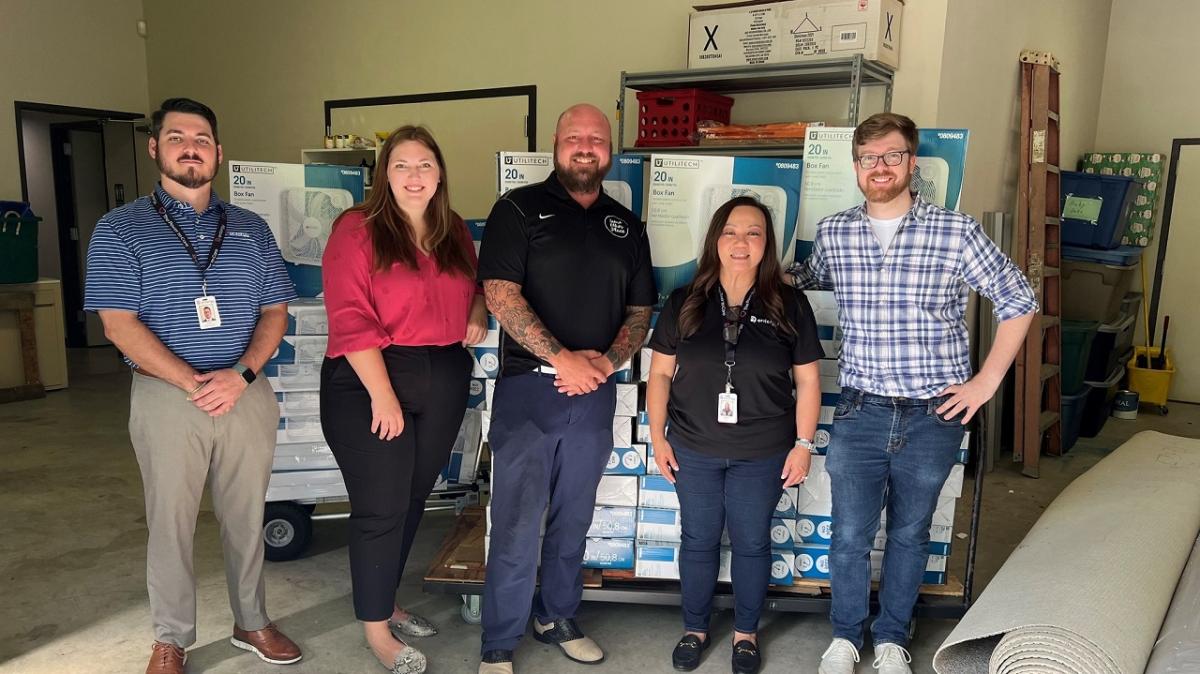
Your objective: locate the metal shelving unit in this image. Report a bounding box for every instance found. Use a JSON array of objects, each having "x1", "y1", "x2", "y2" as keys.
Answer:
[{"x1": 616, "y1": 55, "x2": 894, "y2": 155}]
